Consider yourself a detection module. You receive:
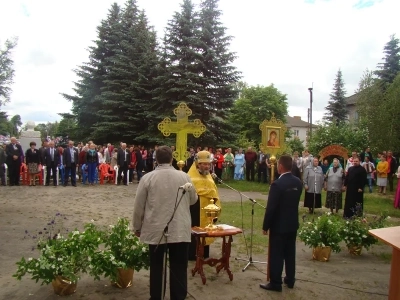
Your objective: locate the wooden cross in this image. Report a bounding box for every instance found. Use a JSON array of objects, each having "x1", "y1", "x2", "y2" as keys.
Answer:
[{"x1": 158, "y1": 103, "x2": 206, "y2": 163}]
